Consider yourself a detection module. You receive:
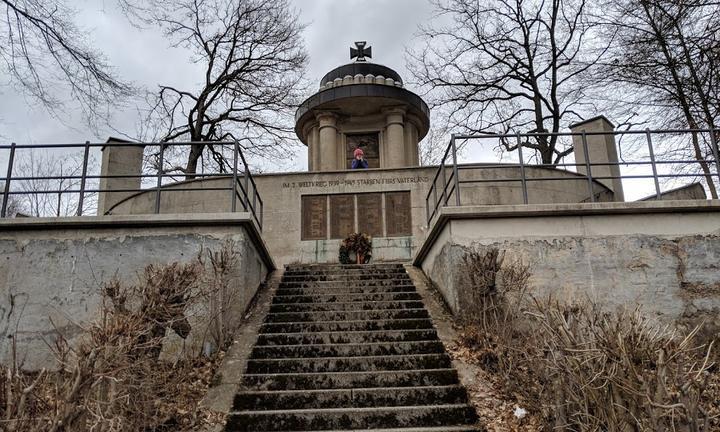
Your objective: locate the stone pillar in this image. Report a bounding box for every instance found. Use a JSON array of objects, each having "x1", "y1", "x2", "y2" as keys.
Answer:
[
  {"x1": 570, "y1": 116, "x2": 625, "y2": 201},
  {"x1": 316, "y1": 112, "x2": 339, "y2": 171},
  {"x1": 404, "y1": 121, "x2": 420, "y2": 166},
  {"x1": 311, "y1": 125, "x2": 321, "y2": 172},
  {"x1": 97, "y1": 138, "x2": 144, "y2": 215},
  {"x1": 384, "y1": 108, "x2": 406, "y2": 168}
]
